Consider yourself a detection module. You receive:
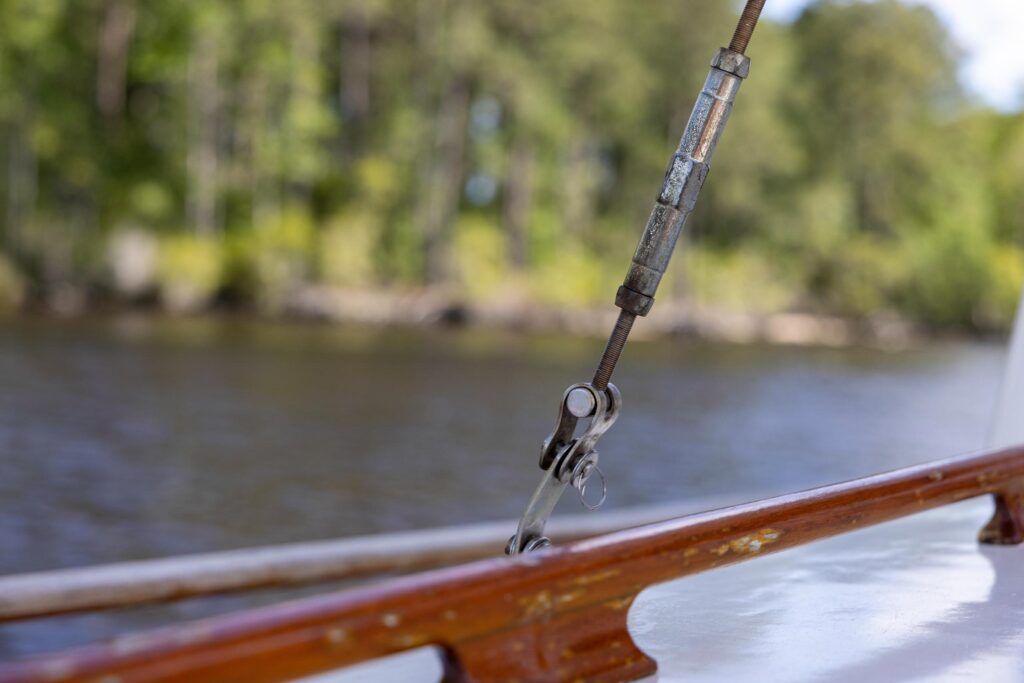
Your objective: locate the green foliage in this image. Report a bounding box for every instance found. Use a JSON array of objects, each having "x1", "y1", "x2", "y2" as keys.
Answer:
[
  {"x1": 227, "y1": 209, "x2": 315, "y2": 313},
  {"x1": 685, "y1": 246, "x2": 799, "y2": 315},
  {"x1": 902, "y1": 223, "x2": 994, "y2": 330},
  {"x1": 826, "y1": 237, "x2": 905, "y2": 319},
  {"x1": 453, "y1": 217, "x2": 509, "y2": 301},
  {"x1": 529, "y1": 247, "x2": 606, "y2": 309},
  {"x1": 157, "y1": 234, "x2": 223, "y2": 312},
  {"x1": 985, "y1": 247, "x2": 1024, "y2": 329},
  {"x1": 320, "y1": 209, "x2": 378, "y2": 289},
  {"x1": 0, "y1": 252, "x2": 25, "y2": 313},
  {"x1": 0, "y1": 0, "x2": 1021, "y2": 331}
]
